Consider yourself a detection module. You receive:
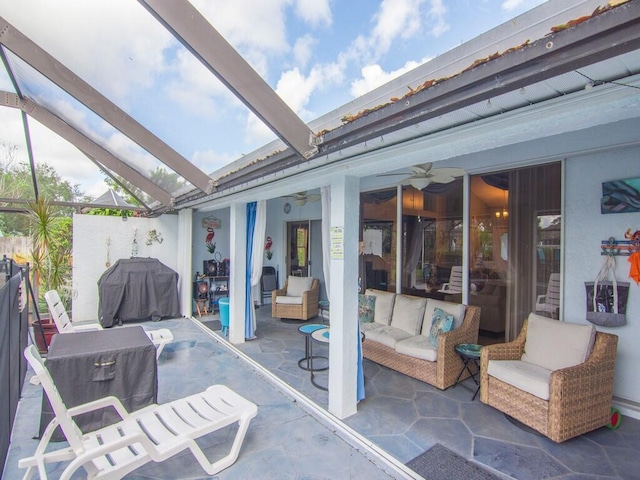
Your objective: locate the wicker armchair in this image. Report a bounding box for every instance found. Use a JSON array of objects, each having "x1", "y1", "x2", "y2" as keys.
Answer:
[
  {"x1": 480, "y1": 317, "x2": 618, "y2": 443},
  {"x1": 272, "y1": 277, "x2": 319, "y2": 321}
]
